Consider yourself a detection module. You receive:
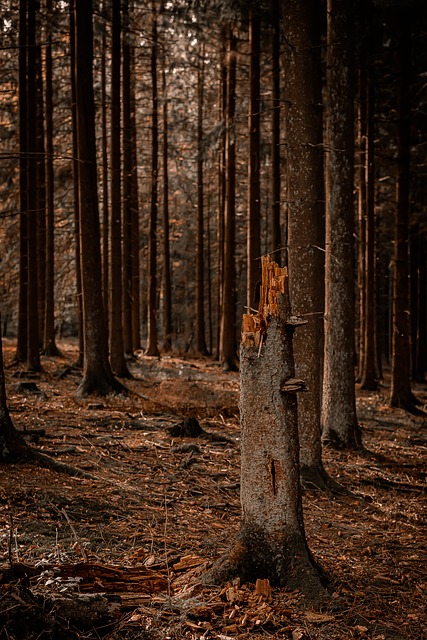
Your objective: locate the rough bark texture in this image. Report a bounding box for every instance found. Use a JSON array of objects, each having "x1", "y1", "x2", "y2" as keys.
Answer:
[
  {"x1": 196, "y1": 50, "x2": 208, "y2": 356},
  {"x1": 146, "y1": 2, "x2": 160, "y2": 357},
  {"x1": 109, "y1": 0, "x2": 130, "y2": 377},
  {"x1": 390, "y1": 13, "x2": 417, "y2": 410},
  {"x1": 207, "y1": 257, "x2": 325, "y2": 598},
  {"x1": 74, "y1": 0, "x2": 124, "y2": 397},
  {"x1": 247, "y1": 10, "x2": 261, "y2": 311},
  {"x1": 322, "y1": 0, "x2": 360, "y2": 450},
  {"x1": 271, "y1": 0, "x2": 281, "y2": 257},
  {"x1": 219, "y1": 29, "x2": 238, "y2": 371},
  {"x1": 283, "y1": 0, "x2": 326, "y2": 485}
]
